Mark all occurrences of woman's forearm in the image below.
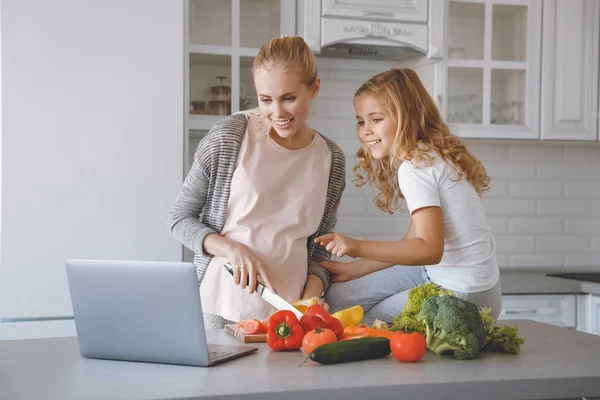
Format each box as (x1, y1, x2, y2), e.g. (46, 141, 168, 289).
(202, 232, 236, 258)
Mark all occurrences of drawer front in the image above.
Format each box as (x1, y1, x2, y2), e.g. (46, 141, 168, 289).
(322, 0, 429, 23)
(499, 294, 577, 328)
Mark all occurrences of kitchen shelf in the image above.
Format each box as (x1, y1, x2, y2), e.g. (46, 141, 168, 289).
(188, 114, 222, 131)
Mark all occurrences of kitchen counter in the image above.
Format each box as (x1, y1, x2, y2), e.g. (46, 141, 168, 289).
(499, 267, 600, 295)
(1, 320, 599, 400)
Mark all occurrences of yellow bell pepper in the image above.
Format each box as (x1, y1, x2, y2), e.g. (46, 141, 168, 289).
(332, 305, 364, 328)
(290, 298, 319, 314)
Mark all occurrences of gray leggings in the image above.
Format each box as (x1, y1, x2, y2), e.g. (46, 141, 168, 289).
(324, 266, 502, 326)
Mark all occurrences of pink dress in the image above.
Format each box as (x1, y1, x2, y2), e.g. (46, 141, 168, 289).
(200, 123, 331, 321)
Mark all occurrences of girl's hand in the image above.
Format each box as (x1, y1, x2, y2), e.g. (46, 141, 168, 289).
(227, 242, 275, 295)
(320, 260, 363, 283)
(314, 233, 361, 258)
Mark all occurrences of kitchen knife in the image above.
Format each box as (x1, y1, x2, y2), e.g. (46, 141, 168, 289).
(222, 262, 303, 319)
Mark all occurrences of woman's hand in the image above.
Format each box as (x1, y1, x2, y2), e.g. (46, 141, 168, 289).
(227, 241, 275, 295)
(314, 233, 361, 258)
(320, 259, 364, 283)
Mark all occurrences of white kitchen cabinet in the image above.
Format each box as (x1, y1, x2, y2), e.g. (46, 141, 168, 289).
(576, 294, 600, 335)
(540, 0, 599, 141)
(185, 0, 295, 136)
(592, 295, 600, 335)
(499, 294, 577, 328)
(440, 0, 542, 139)
(322, 0, 428, 23)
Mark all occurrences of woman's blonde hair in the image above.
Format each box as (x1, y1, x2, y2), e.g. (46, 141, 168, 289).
(353, 68, 490, 214)
(239, 36, 318, 129)
(252, 35, 318, 87)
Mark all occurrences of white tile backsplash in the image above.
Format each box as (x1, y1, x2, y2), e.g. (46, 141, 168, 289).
(509, 217, 563, 234)
(309, 66, 600, 269)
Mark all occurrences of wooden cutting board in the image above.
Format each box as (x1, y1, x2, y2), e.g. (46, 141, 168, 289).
(224, 324, 267, 343)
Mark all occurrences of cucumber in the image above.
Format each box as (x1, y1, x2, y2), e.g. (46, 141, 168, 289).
(309, 337, 391, 364)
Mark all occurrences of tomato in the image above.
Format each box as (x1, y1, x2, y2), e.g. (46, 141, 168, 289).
(237, 319, 266, 335)
(302, 327, 338, 355)
(390, 332, 427, 362)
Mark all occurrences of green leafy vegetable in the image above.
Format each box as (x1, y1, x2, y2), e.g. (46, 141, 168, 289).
(479, 307, 525, 354)
(391, 282, 454, 334)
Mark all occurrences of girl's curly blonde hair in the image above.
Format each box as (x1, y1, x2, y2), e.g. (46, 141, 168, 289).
(353, 68, 490, 214)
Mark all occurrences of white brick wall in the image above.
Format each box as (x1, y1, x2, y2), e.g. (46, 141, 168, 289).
(310, 66, 600, 269)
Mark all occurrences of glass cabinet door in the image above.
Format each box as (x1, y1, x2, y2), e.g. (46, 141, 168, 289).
(189, 54, 232, 119)
(444, 0, 541, 139)
(240, 0, 282, 48)
(447, 67, 483, 124)
(447, 1, 485, 61)
(240, 56, 258, 111)
(186, 0, 294, 132)
(189, 0, 232, 46)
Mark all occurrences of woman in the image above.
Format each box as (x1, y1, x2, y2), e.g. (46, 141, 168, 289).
(168, 36, 346, 328)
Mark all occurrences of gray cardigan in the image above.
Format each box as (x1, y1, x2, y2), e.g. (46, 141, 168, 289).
(167, 114, 346, 291)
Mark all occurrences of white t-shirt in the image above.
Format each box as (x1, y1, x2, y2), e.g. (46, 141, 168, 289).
(397, 151, 499, 293)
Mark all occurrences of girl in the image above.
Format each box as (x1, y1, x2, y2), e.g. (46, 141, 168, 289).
(316, 68, 501, 324)
(168, 36, 345, 328)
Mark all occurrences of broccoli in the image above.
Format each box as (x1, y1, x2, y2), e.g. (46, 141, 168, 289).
(391, 282, 454, 334)
(479, 307, 525, 354)
(392, 315, 425, 335)
(417, 295, 487, 360)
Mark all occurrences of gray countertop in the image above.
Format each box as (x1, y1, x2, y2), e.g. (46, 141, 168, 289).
(499, 267, 600, 295)
(1, 320, 599, 400)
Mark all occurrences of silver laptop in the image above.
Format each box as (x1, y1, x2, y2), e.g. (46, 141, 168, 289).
(65, 259, 258, 367)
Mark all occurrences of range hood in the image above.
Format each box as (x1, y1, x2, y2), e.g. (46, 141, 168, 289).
(307, 0, 445, 61)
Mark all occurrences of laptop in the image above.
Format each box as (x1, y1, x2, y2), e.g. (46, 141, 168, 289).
(65, 259, 258, 367)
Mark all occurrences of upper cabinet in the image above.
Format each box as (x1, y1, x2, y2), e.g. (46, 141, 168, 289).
(322, 0, 428, 23)
(185, 0, 295, 132)
(441, 0, 542, 139)
(540, 0, 599, 141)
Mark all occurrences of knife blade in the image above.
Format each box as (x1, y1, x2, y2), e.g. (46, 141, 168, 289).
(222, 262, 303, 319)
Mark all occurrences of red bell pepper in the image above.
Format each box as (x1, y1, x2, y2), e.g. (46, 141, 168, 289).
(299, 304, 344, 340)
(265, 310, 304, 351)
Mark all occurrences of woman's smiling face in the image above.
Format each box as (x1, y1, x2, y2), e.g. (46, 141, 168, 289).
(354, 94, 398, 159)
(253, 67, 317, 141)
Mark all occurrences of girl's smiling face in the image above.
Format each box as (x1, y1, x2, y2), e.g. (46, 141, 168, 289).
(354, 94, 398, 159)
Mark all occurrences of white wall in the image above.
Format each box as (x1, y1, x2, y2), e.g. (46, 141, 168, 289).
(0, 0, 184, 319)
(311, 65, 600, 269)
(0, 1, 3, 276)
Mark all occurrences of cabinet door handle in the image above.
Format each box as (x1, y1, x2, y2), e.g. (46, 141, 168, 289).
(361, 11, 394, 18)
(505, 309, 538, 314)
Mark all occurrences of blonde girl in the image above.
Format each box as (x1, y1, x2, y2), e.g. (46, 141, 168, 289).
(169, 36, 345, 328)
(316, 68, 501, 323)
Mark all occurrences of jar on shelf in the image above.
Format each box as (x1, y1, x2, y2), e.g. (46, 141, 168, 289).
(210, 76, 231, 102)
(209, 76, 231, 116)
(208, 100, 230, 116)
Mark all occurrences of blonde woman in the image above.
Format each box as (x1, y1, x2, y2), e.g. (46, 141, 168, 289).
(168, 37, 345, 328)
(316, 69, 501, 324)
